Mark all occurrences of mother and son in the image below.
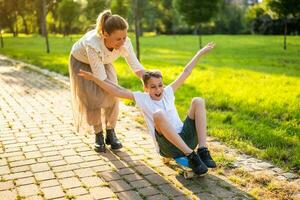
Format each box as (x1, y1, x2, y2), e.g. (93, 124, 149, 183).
(69, 9, 216, 175)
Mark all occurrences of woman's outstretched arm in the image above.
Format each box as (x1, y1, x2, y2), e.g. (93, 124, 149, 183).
(78, 70, 135, 101)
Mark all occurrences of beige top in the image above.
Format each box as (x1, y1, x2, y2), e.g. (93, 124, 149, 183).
(71, 29, 144, 80)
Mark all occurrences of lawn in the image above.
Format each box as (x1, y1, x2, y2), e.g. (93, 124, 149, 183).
(0, 34, 299, 173)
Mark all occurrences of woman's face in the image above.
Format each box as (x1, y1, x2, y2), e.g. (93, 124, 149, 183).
(103, 29, 127, 50)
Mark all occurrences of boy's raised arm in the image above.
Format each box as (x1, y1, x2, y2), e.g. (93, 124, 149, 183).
(78, 70, 135, 101)
(170, 42, 215, 92)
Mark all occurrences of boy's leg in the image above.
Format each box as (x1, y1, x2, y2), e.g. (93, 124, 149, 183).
(153, 110, 193, 156)
(188, 97, 216, 168)
(188, 97, 207, 147)
(154, 110, 208, 175)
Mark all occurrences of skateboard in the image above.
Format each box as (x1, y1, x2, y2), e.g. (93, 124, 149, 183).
(162, 156, 194, 179)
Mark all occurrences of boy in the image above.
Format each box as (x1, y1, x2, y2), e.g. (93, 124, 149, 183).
(78, 42, 216, 175)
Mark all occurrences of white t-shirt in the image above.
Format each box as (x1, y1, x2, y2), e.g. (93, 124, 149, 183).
(133, 85, 183, 152)
(71, 29, 144, 80)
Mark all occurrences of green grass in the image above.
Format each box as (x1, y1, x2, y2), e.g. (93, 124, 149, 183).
(0, 34, 299, 173)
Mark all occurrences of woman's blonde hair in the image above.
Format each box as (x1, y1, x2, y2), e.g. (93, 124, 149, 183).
(96, 9, 128, 36)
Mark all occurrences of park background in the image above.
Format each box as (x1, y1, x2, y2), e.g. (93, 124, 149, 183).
(0, 0, 299, 176)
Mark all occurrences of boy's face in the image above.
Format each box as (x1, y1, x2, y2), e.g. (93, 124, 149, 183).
(144, 77, 164, 101)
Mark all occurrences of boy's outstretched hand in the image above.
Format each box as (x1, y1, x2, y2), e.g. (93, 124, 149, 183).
(199, 42, 215, 55)
(78, 69, 95, 81)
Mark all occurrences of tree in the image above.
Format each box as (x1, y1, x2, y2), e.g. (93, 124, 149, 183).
(268, 0, 300, 49)
(175, 0, 220, 47)
(132, 0, 141, 60)
(57, 0, 81, 35)
(111, 0, 130, 17)
(41, 0, 50, 53)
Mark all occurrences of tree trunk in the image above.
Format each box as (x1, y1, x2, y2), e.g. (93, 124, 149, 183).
(133, 0, 140, 61)
(20, 14, 29, 34)
(41, 0, 50, 53)
(284, 18, 287, 50)
(197, 24, 202, 48)
(0, 30, 4, 48)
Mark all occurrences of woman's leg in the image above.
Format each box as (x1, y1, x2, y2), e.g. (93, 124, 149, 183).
(104, 100, 119, 130)
(188, 97, 207, 147)
(153, 110, 193, 155)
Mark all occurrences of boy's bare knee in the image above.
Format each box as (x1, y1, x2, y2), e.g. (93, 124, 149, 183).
(153, 110, 165, 122)
(192, 97, 205, 106)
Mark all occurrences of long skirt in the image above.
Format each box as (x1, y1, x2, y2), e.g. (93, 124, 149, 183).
(68, 55, 119, 133)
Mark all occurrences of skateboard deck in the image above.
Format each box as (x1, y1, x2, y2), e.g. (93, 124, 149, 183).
(162, 156, 194, 179)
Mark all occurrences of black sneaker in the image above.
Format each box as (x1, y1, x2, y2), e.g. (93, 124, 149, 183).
(197, 147, 216, 168)
(94, 132, 106, 152)
(105, 129, 123, 150)
(187, 151, 208, 175)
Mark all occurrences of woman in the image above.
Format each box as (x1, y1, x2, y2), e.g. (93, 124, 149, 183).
(69, 9, 145, 152)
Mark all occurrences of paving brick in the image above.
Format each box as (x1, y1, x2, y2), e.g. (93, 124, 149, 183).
(109, 180, 132, 192)
(144, 174, 169, 185)
(123, 173, 143, 182)
(0, 180, 14, 191)
(39, 179, 60, 188)
(48, 160, 67, 167)
(64, 155, 84, 164)
(34, 171, 56, 181)
(147, 194, 170, 200)
(81, 176, 104, 188)
(0, 189, 17, 199)
(66, 187, 88, 196)
(7, 155, 26, 162)
(137, 187, 161, 196)
(59, 177, 82, 189)
(41, 185, 65, 199)
(76, 194, 94, 200)
(117, 190, 143, 200)
(158, 184, 184, 197)
(17, 184, 40, 197)
(30, 163, 51, 172)
(24, 151, 43, 159)
(0, 165, 10, 175)
(55, 171, 75, 179)
(10, 159, 36, 167)
(89, 187, 115, 199)
(129, 179, 152, 189)
(5, 171, 33, 180)
(15, 177, 36, 186)
(74, 168, 95, 177)
(99, 171, 122, 181)
(117, 168, 135, 175)
(10, 165, 30, 173)
(134, 166, 156, 176)
(22, 145, 38, 152)
(24, 195, 44, 200)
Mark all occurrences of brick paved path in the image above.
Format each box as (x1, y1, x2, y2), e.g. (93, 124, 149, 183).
(0, 56, 297, 200)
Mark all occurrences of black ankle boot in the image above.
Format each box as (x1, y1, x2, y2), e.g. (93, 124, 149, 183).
(187, 151, 208, 175)
(94, 132, 106, 152)
(105, 129, 122, 150)
(197, 147, 217, 168)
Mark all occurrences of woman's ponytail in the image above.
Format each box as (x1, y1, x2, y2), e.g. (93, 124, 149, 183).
(96, 9, 112, 36)
(96, 9, 128, 36)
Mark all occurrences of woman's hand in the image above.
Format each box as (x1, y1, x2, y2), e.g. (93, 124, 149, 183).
(78, 69, 95, 81)
(199, 42, 215, 55)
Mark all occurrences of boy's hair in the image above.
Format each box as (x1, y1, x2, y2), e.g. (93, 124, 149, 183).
(142, 70, 163, 86)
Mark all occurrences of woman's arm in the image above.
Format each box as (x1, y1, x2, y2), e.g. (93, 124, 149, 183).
(123, 38, 145, 79)
(78, 70, 135, 101)
(170, 42, 215, 92)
